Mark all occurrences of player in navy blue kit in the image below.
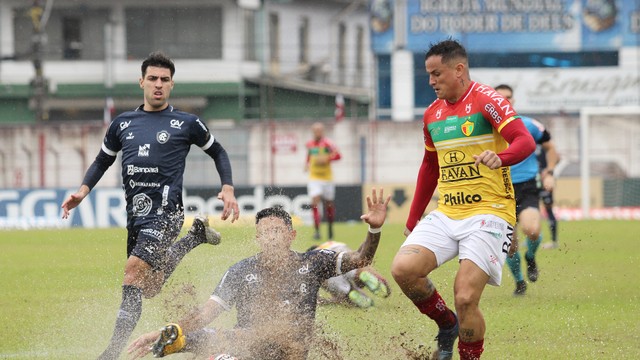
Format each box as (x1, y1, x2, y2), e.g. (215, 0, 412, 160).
(61, 52, 239, 360)
(495, 84, 559, 296)
(127, 189, 390, 360)
(538, 146, 560, 249)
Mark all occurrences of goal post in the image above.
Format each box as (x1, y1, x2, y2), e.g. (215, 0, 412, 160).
(579, 106, 640, 219)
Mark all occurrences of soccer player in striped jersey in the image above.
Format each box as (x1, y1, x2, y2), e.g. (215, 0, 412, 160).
(304, 122, 342, 241)
(391, 40, 535, 360)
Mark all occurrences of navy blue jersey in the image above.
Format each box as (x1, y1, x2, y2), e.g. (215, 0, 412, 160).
(102, 105, 214, 222)
(211, 249, 340, 330)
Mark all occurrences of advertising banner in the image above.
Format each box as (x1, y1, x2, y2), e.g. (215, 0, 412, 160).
(0, 186, 363, 229)
(371, 0, 639, 54)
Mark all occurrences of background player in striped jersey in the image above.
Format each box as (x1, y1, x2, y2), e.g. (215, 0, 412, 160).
(61, 52, 239, 359)
(494, 84, 559, 296)
(304, 122, 342, 241)
(391, 40, 535, 360)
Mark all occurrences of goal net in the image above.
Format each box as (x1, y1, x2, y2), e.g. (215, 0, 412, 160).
(577, 106, 640, 219)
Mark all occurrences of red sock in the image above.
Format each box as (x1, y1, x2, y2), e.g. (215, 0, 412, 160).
(459, 339, 484, 360)
(326, 204, 335, 222)
(413, 290, 457, 329)
(312, 206, 320, 228)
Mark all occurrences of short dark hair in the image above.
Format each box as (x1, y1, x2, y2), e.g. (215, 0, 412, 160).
(494, 84, 513, 93)
(256, 206, 293, 229)
(141, 51, 175, 78)
(425, 39, 468, 65)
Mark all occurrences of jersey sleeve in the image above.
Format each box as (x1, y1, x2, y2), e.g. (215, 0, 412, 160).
(308, 249, 340, 281)
(189, 116, 215, 150)
(527, 118, 547, 144)
(102, 118, 123, 156)
(210, 263, 243, 311)
(476, 88, 535, 166)
(326, 139, 342, 161)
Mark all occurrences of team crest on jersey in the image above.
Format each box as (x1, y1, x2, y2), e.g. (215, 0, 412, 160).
(132, 193, 152, 217)
(157, 130, 170, 144)
(461, 119, 474, 137)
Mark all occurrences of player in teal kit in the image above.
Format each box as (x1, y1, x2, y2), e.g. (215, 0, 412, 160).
(495, 84, 559, 295)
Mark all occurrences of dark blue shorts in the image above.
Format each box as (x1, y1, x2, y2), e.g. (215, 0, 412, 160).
(126, 211, 184, 270)
(514, 178, 540, 217)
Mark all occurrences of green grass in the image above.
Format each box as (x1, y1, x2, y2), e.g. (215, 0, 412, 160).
(1, 221, 639, 359)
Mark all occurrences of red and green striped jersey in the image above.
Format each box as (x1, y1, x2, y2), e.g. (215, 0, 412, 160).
(423, 82, 520, 224)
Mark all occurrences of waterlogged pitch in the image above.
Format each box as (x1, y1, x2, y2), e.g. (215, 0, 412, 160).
(1, 220, 639, 359)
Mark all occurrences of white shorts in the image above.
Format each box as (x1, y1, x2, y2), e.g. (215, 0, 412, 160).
(307, 180, 336, 200)
(402, 210, 513, 286)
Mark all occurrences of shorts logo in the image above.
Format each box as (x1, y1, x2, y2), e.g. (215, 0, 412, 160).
(132, 193, 152, 216)
(138, 144, 150, 157)
(461, 119, 474, 136)
(443, 191, 482, 205)
(157, 130, 170, 144)
(170, 119, 183, 129)
(140, 228, 164, 241)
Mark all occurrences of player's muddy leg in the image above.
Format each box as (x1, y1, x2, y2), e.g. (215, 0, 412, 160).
(97, 257, 147, 360)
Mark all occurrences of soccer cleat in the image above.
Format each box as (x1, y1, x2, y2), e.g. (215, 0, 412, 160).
(514, 280, 527, 296)
(542, 242, 558, 250)
(432, 313, 459, 360)
(359, 270, 391, 298)
(189, 215, 221, 245)
(348, 289, 373, 308)
(151, 324, 186, 358)
(525, 255, 539, 282)
(313, 230, 321, 240)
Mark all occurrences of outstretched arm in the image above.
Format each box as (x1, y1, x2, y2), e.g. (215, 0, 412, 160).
(339, 188, 390, 273)
(127, 298, 225, 359)
(205, 141, 240, 222)
(61, 149, 116, 219)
